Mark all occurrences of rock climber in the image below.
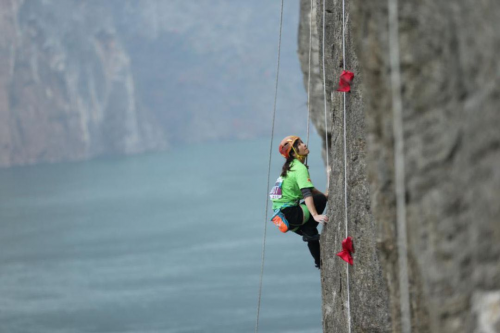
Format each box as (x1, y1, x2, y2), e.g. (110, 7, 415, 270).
(269, 135, 328, 269)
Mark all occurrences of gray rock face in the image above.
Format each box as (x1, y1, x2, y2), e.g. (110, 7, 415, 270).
(300, 1, 392, 332)
(297, 0, 328, 150)
(299, 0, 500, 332)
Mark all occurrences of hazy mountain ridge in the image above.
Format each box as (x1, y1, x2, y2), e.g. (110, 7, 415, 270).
(0, 0, 167, 167)
(0, 0, 306, 167)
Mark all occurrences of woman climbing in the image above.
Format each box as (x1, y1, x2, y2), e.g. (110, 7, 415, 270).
(269, 135, 328, 269)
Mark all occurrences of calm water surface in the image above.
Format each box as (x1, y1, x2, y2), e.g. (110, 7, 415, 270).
(0, 137, 327, 333)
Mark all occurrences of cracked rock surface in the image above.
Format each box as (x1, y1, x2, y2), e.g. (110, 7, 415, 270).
(299, 0, 500, 332)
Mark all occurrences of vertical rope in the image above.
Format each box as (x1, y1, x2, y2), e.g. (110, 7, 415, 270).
(341, 0, 352, 332)
(306, 0, 314, 147)
(388, 0, 412, 332)
(322, 0, 330, 169)
(255, 1, 284, 332)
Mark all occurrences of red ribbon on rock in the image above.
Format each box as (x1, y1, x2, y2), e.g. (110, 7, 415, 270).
(336, 70, 355, 92)
(337, 236, 355, 265)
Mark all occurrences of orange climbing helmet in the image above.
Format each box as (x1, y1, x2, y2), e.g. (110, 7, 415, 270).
(279, 135, 301, 159)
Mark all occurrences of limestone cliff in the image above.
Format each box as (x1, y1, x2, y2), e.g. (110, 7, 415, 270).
(0, 0, 307, 168)
(0, 0, 166, 167)
(299, 0, 500, 332)
(299, 1, 392, 331)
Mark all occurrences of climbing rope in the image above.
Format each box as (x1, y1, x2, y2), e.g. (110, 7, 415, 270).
(306, 0, 314, 147)
(255, 0, 284, 332)
(388, 0, 412, 331)
(322, 0, 330, 169)
(340, 0, 352, 331)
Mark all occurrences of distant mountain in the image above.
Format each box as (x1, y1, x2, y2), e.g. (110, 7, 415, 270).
(98, 0, 308, 143)
(0, 0, 306, 167)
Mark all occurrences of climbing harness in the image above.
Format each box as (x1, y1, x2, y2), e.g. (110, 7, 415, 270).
(270, 208, 290, 233)
(388, 0, 412, 331)
(269, 202, 303, 234)
(255, 0, 284, 331)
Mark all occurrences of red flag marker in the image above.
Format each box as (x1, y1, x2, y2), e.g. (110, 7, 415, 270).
(337, 236, 355, 265)
(337, 70, 354, 92)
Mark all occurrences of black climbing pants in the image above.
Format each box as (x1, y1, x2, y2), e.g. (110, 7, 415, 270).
(281, 194, 327, 268)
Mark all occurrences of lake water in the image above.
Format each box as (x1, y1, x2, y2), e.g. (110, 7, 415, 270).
(0, 136, 327, 333)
